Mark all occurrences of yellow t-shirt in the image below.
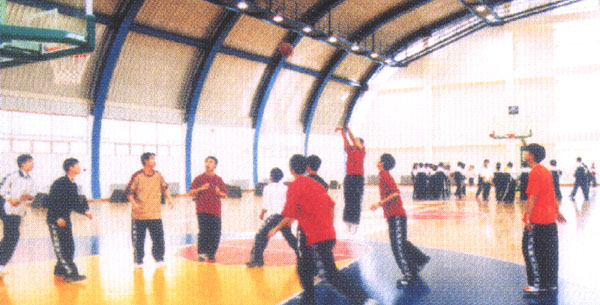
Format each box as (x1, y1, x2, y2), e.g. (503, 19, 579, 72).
(126, 169, 168, 220)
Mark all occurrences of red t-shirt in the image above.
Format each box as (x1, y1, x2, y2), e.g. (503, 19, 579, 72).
(281, 175, 336, 246)
(524, 164, 557, 224)
(346, 145, 365, 176)
(191, 173, 227, 217)
(379, 171, 406, 218)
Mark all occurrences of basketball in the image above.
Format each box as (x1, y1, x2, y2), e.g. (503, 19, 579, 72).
(278, 42, 293, 58)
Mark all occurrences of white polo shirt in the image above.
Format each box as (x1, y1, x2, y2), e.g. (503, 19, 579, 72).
(0, 170, 35, 216)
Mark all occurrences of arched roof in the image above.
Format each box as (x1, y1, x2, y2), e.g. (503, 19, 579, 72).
(0, 0, 581, 195)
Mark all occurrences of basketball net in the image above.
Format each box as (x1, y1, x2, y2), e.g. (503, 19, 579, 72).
(47, 46, 91, 84)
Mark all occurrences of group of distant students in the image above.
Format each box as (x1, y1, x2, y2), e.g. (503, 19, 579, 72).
(0, 135, 578, 301)
(411, 156, 596, 204)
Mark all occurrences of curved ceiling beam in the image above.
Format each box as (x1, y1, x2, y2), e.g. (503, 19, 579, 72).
(250, 0, 346, 186)
(342, 63, 383, 127)
(302, 1, 432, 154)
(340, 10, 472, 131)
(91, 0, 145, 199)
(184, 11, 240, 191)
(349, 0, 435, 42)
(386, 10, 471, 60)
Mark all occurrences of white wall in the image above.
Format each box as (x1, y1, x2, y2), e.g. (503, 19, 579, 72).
(351, 6, 600, 183)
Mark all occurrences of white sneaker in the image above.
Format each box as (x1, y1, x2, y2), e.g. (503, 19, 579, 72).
(134, 263, 143, 269)
(0, 265, 7, 276)
(350, 224, 358, 235)
(523, 285, 547, 295)
(156, 261, 166, 268)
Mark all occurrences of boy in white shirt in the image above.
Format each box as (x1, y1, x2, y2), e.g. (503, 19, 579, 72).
(0, 154, 35, 277)
(246, 168, 298, 267)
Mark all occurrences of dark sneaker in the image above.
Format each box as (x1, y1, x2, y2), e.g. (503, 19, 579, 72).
(65, 274, 86, 283)
(54, 270, 67, 277)
(416, 256, 431, 273)
(197, 254, 207, 262)
(207, 255, 216, 263)
(245, 260, 262, 267)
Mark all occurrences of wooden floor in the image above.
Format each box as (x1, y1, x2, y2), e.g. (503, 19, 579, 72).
(0, 185, 598, 305)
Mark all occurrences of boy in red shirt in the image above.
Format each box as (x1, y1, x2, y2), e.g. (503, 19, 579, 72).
(268, 154, 375, 305)
(189, 156, 227, 262)
(335, 125, 365, 234)
(370, 153, 429, 287)
(522, 144, 566, 296)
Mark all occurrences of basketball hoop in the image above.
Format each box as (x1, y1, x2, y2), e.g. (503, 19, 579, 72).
(46, 45, 91, 84)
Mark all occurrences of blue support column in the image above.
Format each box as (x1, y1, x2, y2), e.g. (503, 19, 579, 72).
(251, 37, 299, 186)
(184, 12, 240, 191)
(91, 0, 145, 199)
(302, 51, 346, 156)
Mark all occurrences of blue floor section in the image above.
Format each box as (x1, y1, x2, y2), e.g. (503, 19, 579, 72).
(281, 241, 600, 305)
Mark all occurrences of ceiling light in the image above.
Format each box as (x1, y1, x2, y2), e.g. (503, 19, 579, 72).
(394, 53, 405, 61)
(351, 44, 359, 51)
(385, 58, 392, 64)
(475, 5, 486, 12)
(370, 52, 378, 58)
(328, 36, 337, 43)
(485, 14, 495, 20)
(273, 15, 283, 23)
(237, 1, 248, 10)
(302, 26, 312, 33)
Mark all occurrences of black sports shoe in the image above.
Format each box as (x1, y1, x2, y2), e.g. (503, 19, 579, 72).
(416, 256, 431, 273)
(246, 261, 264, 268)
(54, 270, 67, 277)
(65, 274, 86, 283)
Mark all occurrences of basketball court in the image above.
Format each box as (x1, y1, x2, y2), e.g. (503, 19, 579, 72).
(0, 186, 599, 304)
(1, 0, 600, 304)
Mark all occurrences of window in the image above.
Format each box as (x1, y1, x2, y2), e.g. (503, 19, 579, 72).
(157, 145, 169, 156)
(53, 142, 70, 154)
(130, 121, 156, 144)
(13, 112, 52, 138)
(33, 141, 51, 153)
(0, 111, 11, 136)
(0, 140, 9, 153)
(116, 144, 130, 156)
(101, 143, 114, 156)
(71, 142, 87, 154)
(13, 140, 30, 152)
(131, 144, 144, 156)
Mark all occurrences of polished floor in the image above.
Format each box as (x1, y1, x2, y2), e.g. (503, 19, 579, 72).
(0, 185, 598, 305)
